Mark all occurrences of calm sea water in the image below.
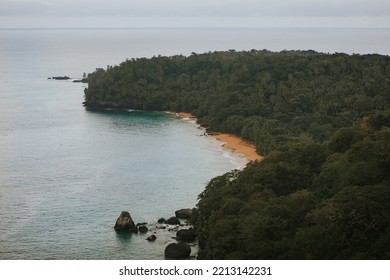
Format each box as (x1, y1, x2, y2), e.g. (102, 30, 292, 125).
(0, 28, 389, 260)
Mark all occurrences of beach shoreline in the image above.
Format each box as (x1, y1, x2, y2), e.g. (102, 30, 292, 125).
(213, 133, 264, 162)
(176, 112, 263, 163)
(176, 112, 197, 119)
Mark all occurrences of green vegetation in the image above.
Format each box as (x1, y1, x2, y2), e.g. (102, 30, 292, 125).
(84, 50, 390, 259)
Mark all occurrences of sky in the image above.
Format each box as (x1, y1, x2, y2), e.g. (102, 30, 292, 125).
(0, 0, 389, 28)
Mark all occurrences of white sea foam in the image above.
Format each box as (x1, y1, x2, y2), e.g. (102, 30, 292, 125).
(219, 145, 248, 170)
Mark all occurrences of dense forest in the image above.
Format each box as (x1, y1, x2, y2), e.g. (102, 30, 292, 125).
(84, 50, 390, 259)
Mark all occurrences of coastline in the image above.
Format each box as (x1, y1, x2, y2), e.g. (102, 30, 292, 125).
(176, 112, 197, 119)
(176, 112, 263, 163)
(213, 133, 263, 162)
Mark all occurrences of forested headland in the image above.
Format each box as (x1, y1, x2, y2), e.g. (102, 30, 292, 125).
(84, 50, 390, 259)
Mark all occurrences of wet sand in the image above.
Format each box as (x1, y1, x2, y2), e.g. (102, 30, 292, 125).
(213, 133, 263, 162)
(176, 112, 197, 119)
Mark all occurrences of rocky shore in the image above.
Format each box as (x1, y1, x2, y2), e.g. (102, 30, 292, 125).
(114, 208, 197, 259)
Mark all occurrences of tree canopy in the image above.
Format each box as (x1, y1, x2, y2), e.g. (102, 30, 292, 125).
(84, 49, 390, 259)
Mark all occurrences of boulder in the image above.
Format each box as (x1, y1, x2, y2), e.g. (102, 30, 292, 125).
(157, 218, 166, 224)
(175, 209, 193, 219)
(166, 216, 180, 225)
(164, 242, 191, 259)
(114, 211, 138, 233)
(138, 225, 148, 234)
(176, 227, 197, 242)
(146, 234, 157, 242)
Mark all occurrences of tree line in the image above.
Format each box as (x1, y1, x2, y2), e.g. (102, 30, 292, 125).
(84, 49, 390, 259)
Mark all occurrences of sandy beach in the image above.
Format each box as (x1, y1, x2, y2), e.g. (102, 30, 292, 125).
(176, 112, 263, 162)
(176, 112, 197, 119)
(213, 133, 263, 162)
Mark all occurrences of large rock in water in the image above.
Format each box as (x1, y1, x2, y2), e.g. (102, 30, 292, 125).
(146, 234, 157, 242)
(166, 216, 181, 225)
(164, 242, 191, 259)
(138, 225, 148, 234)
(114, 211, 138, 233)
(176, 227, 197, 242)
(175, 208, 193, 219)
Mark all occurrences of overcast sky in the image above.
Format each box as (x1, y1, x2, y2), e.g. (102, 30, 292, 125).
(1, 0, 389, 28)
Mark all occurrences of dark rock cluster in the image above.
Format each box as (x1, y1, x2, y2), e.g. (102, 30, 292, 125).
(114, 208, 197, 259)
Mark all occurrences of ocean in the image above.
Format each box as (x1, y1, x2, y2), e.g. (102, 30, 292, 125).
(0, 28, 389, 260)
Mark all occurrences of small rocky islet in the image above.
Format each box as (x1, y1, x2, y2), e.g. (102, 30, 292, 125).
(48, 75, 88, 83)
(114, 209, 196, 259)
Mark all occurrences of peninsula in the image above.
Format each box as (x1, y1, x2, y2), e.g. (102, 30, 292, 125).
(84, 50, 390, 259)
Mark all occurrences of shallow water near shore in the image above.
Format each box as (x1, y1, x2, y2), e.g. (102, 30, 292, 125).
(0, 84, 243, 259)
(0, 28, 389, 259)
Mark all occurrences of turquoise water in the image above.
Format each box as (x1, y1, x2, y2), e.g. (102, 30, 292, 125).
(0, 29, 245, 260)
(0, 79, 243, 259)
(0, 28, 389, 260)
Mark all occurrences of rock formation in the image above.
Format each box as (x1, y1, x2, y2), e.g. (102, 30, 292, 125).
(176, 227, 196, 242)
(146, 234, 157, 242)
(166, 216, 181, 225)
(138, 225, 148, 233)
(175, 208, 193, 219)
(164, 242, 191, 259)
(114, 211, 138, 233)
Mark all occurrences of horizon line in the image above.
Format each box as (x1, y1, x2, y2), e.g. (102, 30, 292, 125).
(1, 26, 390, 31)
